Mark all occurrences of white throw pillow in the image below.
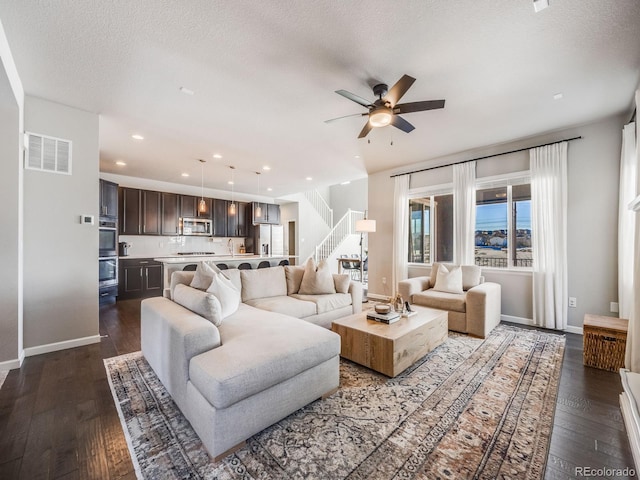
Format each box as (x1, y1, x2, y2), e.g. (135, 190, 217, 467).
(173, 284, 223, 326)
(433, 264, 464, 294)
(190, 262, 221, 290)
(206, 272, 241, 318)
(333, 274, 350, 294)
(299, 258, 336, 295)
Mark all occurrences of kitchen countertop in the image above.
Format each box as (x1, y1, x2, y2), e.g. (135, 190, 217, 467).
(152, 254, 290, 264)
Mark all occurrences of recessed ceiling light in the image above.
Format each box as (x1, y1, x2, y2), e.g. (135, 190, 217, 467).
(533, 0, 549, 12)
(228, 181, 234, 185)
(354, 155, 360, 159)
(131, 134, 144, 140)
(179, 87, 195, 96)
(267, 187, 273, 192)
(306, 177, 312, 181)
(181, 173, 189, 177)
(213, 153, 223, 159)
(115, 160, 127, 166)
(553, 93, 563, 100)
(263, 165, 271, 171)
(341, 181, 351, 185)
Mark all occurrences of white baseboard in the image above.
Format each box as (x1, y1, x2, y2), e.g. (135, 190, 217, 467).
(564, 325, 584, 335)
(0, 350, 24, 371)
(24, 334, 101, 357)
(501, 314, 534, 326)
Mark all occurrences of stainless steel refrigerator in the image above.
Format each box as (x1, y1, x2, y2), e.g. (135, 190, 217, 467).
(252, 224, 284, 256)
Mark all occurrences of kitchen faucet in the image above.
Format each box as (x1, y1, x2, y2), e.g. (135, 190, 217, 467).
(227, 238, 233, 256)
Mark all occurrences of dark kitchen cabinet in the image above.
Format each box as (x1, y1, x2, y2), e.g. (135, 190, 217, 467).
(251, 202, 281, 225)
(99, 179, 118, 219)
(161, 192, 180, 235)
(142, 190, 161, 235)
(180, 195, 197, 218)
(226, 201, 248, 237)
(212, 198, 228, 237)
(118, 258, 163, 300)
(119, 187, 141, 234)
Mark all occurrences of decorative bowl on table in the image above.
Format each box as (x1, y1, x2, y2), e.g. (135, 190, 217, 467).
(374, 304, 391, 314)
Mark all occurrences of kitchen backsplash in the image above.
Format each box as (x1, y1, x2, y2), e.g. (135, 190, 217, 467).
(118, 235, 247, 257)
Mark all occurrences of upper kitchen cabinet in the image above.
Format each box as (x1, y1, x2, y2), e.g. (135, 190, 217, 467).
(142, 190, 161, 235)
(119, 187, 141, 234)
(99, 179, 118, 220)
(251, 202, 281, 225)
(212, 198, 227, 237)
(180, 195, 197, 219)
(226, 201, 249, 237)
(161, 192, 180, 235)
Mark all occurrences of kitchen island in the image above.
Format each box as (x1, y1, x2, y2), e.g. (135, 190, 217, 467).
(154, 254, 293, 297)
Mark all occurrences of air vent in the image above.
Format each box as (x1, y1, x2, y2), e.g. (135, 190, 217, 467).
(25, 132, 72, 175)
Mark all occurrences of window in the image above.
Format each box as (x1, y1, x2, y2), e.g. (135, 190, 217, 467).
(475, 183, 531, 268)
(409, 194, 453, 264)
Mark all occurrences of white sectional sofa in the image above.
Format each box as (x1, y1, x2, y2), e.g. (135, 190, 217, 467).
(141, 264, 361, 459)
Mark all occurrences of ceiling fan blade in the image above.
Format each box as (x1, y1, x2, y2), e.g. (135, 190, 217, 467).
(394, 99, 445, 114)
(391, 115, 415, 134)
(335, 90, 373, 108)
(384, 74, 416, 107)
(358, 121, 373, 139)
(324, 113, 367, 124)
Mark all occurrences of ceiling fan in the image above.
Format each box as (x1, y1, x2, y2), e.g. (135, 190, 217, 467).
(326, 74, 445, 138)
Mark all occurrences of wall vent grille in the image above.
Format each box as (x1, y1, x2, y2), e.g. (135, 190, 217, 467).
(25, 132, 72, 175)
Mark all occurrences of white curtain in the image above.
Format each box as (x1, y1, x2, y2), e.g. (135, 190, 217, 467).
(530, 142, 568, 330)
(453, 161, 476, 265)
(619, 122, 637, 320)
(626, 89, 640, 372)
(392, 175, 410, 296)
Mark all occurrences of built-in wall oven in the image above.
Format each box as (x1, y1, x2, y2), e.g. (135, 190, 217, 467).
(99, 256, 118, 288)
(99, 220, 118, 257)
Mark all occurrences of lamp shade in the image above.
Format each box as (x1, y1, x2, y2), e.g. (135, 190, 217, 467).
(355, 219, 376, 233)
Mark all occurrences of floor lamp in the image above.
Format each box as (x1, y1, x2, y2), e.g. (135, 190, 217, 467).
(355, 217, 376, 302)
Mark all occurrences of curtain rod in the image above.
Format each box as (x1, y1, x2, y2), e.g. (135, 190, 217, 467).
(389, 136, 582, 178)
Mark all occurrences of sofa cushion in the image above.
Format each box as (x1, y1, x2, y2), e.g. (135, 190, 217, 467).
(299, 258, 336, 295)
(173, 284, 223, 326)
(285, 265, 305, 295)
(240, 266, 287, 302)
(291, 293, 352, 314)
(206, 272, 241, 318)
(413, 289, 467, 313)
(333, 274, 350, 294)
(189, 305, 340, 409)
(461, 265, 482, 291)
(433, 264, 463, 294)
(244, 295, 317, 318)
(222, 268, 242, 292)
(190, 262, 221, 290)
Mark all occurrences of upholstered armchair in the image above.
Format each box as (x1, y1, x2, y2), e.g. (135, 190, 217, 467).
(398, 263, 501, 338)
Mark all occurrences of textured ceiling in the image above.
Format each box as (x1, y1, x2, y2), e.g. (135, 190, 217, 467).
(1, 0, 639, 197)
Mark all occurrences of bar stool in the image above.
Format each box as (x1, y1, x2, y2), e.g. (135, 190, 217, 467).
(258, 261, 271, 269)
(183, 264, 197, 271)
(238, 263, 252, 270)
(216, 263, 229, 270)
(278, 259, 290, 266)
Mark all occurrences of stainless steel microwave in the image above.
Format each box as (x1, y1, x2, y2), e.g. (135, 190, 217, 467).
(180, 217, 212, 236)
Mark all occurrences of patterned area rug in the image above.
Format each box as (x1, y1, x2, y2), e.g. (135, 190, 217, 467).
(104, 324, 565, 479)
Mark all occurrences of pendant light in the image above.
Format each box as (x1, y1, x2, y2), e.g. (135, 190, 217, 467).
(198, 159, 207, 214)
(255, 172, 262, 218)
(228, 166, 236, 215)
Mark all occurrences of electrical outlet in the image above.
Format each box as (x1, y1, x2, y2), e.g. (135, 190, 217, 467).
(610, 302, 619, 313)
(568, 297, 577, 308)
(382, 277, 387, 284)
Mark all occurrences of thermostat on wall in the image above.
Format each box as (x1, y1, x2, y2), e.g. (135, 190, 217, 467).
(80, 214, 94, 225)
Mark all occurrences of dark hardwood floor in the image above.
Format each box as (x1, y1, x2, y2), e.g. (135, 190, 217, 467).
(0, 302, 635, 479)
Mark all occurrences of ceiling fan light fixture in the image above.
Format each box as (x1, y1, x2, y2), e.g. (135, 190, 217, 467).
(369, 107, 393, 127)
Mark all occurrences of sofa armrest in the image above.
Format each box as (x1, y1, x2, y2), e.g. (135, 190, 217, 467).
(349, 281, 363, 313)
(398, 276, 430, 303)
(141, 297, 221, 405)
(466, 282, 501, 338)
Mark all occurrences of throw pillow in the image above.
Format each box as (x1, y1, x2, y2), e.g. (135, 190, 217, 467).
(173, 284, 223, 326)
(461, 265, 482, 290)
(433, 264, 464, 294)
(206, 272, 241, 318)
(190, 262, 221, 290)
(299, 258, 336, 295)
(285, 265, 305, 295)
(333, 274, 350, 294)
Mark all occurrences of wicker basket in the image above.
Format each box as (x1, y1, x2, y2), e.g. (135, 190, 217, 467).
(583, 314, 628, 372)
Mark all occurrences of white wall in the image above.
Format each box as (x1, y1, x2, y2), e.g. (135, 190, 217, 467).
(329, 177, 368, 221)
(0, 18, 24, 369)
(369, 114, 625, 329)
(280, 192, 331, 263)
(23, 96, 100, 351)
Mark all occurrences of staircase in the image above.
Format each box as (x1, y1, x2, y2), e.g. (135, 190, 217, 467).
(314, 209, 364, 263)
(304, 190, 333, 228)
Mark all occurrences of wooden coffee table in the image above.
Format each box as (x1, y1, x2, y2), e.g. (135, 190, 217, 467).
(331, 305, 448, 377)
